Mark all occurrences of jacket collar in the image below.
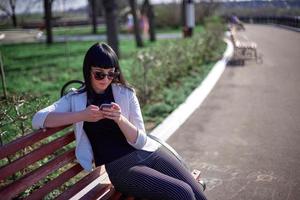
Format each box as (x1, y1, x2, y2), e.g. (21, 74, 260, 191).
(112, 83, 124, 106)
(75, 84, 125, 111)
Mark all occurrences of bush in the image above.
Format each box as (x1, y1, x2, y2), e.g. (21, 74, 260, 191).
(0, 94, 50, 145)
(130, 16, 225, 127)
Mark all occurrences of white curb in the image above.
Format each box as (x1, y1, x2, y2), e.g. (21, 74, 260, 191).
(149, 38, 234, 141)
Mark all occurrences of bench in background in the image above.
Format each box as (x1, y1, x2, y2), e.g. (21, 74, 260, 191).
(229, 27, 262, 64)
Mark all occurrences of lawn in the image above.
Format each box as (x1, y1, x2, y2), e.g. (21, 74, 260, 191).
(0, 25, 205, 101)
(52, 24, 205, 36)
(1, 39, 141, 101)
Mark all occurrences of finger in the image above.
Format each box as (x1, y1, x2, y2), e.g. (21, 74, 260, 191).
(90, 105, 100, 111)
(105, 109, 121, 115)
(103, 115, 113, 120)
(103, 112, 115, 118)
(101, 110, 110, 115)
(103, 111, 118, 118)
(103, 115, 114, 119)
(111, 102, 120, 110)
(102, 107, 112, 111)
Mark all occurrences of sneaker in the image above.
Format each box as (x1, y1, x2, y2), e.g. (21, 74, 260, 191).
(198, 179, 206, 191)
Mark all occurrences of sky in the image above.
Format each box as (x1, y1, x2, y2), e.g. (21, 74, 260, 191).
(7, 0, 180, 14)
(3, 0, 275, 15)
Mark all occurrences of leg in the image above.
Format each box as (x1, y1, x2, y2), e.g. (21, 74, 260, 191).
(149, 147, 207, 200)
(113, 165, 197, 200)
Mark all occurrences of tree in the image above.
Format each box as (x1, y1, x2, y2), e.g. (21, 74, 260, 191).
(88, 0, 98, 34)
(0, 0, 18, 27)
(142, 0, 156, 42)
(129, 0, 143, 47)
(102, 0, 120, 57)
(44, 0, 53, 44)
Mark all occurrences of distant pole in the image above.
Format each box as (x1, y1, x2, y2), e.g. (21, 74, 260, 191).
(0, 52, 8, 99)
(182, 0, 195, 38)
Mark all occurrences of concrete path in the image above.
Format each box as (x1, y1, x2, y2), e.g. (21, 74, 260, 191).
(0, 29, 181, 44)
(167, 24, 300, 200)
(0, 29, 43, 44)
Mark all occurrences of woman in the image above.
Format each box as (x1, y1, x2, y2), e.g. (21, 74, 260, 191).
(32, 43, 207, 200)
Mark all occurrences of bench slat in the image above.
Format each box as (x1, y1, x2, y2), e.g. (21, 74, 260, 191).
(0, 126, 70, 159)
(79, 183, 113, 200)
(0, 131, 75, 180)
(0, 149, 75, 199)
(56, 167, 106, 200)
(24, 163, 83, 200)
(110, 191, 138, 200)
(109, 190, 122, 200)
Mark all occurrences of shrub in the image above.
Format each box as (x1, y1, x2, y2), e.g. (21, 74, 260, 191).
(130, 16, 225, 127)
(131, 16, 224, 104)
(0, 94, 50, 145)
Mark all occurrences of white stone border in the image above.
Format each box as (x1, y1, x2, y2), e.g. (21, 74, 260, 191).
(149, 38, 234, 141)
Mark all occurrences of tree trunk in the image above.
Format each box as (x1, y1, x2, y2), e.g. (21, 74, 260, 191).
(182, 0, 187, 37)
(129, 0, 143, 47)
(102, 0, 120, 57)
(11, 12, 17, 27)
(0, 52, 8, 99)
(44, 0, 53, 44)
(89, 0, 97, 34)
(9, 0, 17, 27)
(142, 0, 156, 42)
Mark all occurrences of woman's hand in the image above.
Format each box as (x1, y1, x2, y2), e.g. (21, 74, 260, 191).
(101, 102, 122, 123)
(102, 102, 138, 144)
(82, 105, 105, 122)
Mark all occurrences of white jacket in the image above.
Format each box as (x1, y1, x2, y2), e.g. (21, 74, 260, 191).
(32, 84, 160, 172)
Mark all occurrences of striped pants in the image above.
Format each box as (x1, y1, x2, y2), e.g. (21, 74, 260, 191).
(105, 147, 207, 200)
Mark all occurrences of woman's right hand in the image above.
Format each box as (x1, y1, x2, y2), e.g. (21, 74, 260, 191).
(82, 105, 104, 122)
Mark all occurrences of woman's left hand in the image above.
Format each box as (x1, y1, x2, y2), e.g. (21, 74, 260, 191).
(101, 102, 123, 123)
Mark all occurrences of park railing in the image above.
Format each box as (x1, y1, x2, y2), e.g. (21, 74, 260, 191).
(239, 16, 300, 29)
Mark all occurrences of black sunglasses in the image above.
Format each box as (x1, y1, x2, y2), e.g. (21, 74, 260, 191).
(92, 71, 119, 80)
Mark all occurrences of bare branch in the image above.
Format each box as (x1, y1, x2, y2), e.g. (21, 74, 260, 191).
(0, 1, 12, 16)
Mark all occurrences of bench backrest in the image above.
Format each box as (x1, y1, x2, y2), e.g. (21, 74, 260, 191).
(229, 29, 238, 47)
(0, 126, 110, 199)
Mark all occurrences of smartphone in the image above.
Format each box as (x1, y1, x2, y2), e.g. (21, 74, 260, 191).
(99, 103, 113, 110)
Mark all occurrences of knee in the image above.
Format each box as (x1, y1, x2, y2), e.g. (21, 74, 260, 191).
(171, 183, 196, 200)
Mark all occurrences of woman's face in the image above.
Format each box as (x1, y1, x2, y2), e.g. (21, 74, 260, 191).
(90, 67, 115, 93)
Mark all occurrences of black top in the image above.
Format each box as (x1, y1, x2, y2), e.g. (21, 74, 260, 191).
(83, 85, 136, 166)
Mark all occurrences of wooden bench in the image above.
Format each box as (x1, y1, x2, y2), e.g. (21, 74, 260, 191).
(229, 28, 262, 64)
(0, 125, 203, 199)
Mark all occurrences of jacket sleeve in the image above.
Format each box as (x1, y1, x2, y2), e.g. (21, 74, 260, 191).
(128, 91, 147, 149)
(32, 94, 72, 129)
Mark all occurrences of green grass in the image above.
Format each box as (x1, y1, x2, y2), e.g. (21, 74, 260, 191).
(1, 41, 93, 100)
(53, 25, 107, 36)
(0, 38, 182, 101)
(51, 24, 205, 36)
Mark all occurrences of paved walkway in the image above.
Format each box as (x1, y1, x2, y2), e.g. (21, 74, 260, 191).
(167, 24, 300, 200)
(0, 29, 43, 44)
(0, 29, 181, 44)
